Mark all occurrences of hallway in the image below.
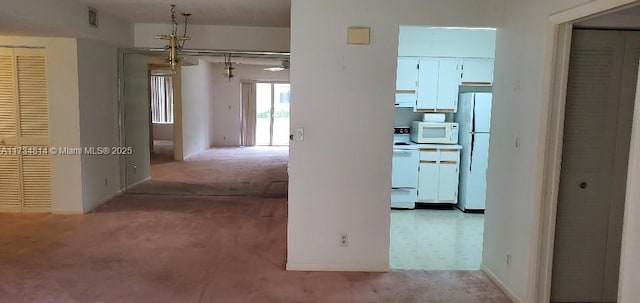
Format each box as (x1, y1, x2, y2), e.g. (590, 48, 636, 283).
(0, 147, 510, 302)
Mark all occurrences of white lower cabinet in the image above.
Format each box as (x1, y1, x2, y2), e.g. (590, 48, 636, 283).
(418, 162, 439, 201)
(417, 148, 460, 204)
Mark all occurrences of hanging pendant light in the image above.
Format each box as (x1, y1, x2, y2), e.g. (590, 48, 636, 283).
(224, 54, 235, 81)
(154, 4, 192, 71)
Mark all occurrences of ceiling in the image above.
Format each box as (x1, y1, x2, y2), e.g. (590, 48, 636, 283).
(76, 0, 291, 27)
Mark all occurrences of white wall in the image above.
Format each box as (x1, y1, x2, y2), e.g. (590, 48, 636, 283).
(181, 60, 211, 158)
(287, 0, 504, 271)
(399, 27, 497, 58)
(0, 0, 133, 46)
(153, 123, 174, 140)
(77, 38, 121, 213)
(135, 24, 290, 52)
(122, 54, 151, 187)
(481, 0, 640, 302)
(0, 36, 83, 213)
(210, 64, 290, 147)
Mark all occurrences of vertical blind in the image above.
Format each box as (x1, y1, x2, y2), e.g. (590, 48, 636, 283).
(150, 75, 174, 123)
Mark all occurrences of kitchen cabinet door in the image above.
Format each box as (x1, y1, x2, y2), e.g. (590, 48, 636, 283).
(462, 58, 494, 85)
(438, 161, 459, 202)
(417, 58, 439, 110)
(396, 58, 419, 107)
(436, 58, 462, 112)
(418, 162, 439, 201)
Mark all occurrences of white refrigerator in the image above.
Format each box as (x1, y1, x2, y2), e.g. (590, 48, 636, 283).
(455, 93, 492, 211)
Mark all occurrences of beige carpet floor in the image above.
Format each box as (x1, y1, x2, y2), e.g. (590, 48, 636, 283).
(0, 146, 511, 302)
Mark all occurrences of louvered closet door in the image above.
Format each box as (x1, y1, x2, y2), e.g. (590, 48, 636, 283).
(552, 30, 626, 302)
(15, 49, 50, 212)
(0, 48, 50, 212)
(0, 49, 20, 210)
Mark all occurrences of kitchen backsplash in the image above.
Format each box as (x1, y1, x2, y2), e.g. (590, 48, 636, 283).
(394, 107, 423, 127)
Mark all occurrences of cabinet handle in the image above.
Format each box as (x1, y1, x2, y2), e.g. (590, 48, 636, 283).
(440, 161, 458, 165)
(461, 82, 492, 86)
(420, 148, 438, 152)
(441, 149, 458, 152)
(420, 160, 437, 164)
(396, 90, 416, 94)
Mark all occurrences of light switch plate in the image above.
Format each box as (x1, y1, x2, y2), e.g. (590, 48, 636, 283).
(347, 27, 370, 45)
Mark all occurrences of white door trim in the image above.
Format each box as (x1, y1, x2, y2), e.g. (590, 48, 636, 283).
(538, 1, 640, 302)
(618, 60, 640, 302)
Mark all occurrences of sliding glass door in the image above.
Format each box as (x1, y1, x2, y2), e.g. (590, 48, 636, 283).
(256, 83, 290, 146)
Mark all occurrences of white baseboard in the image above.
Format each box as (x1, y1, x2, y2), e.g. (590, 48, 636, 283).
(83, 189, 125, 213)
(126, 176, 151, 190)
(286, 263, 389, 272)
(481, 265, 523, 303)
(51, 209, 85, 215)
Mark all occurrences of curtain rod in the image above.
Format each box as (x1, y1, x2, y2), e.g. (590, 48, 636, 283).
(119, 48, 290, 59)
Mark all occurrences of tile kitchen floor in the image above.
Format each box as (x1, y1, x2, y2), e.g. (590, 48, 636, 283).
(390, 209, 484, 270)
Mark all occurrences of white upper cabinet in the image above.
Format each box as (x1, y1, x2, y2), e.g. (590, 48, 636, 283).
(395, 57, 419, 108)
(416, 58, 438, 110)
(436, 58, 462, 112)
(461, 58, 494, 85)
(416, 58, 461, 112)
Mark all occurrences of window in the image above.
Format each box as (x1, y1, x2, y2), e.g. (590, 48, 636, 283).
(150, 74, 174, 124)
(255, 83, 290, 146)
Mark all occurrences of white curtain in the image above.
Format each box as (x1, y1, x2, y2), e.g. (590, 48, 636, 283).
(150, 75, 174, 123)
(241, 82, 257, 146)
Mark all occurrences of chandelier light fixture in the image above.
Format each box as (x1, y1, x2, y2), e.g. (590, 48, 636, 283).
(155, 4, 192, 71)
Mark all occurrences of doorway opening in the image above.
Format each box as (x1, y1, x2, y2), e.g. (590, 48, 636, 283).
(119, 53, 290, 198)
(540, 1, 640, 301)
(390, 26, 497, 270)
(255, 82, 291, 146)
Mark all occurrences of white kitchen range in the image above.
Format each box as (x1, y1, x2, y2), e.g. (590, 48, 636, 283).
(389, 25, 495, 271)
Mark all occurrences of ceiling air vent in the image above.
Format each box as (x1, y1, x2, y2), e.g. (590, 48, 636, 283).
(88, 8, 99, 28)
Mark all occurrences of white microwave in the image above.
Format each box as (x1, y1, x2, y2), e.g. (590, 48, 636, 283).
(410, 121, 459, 144)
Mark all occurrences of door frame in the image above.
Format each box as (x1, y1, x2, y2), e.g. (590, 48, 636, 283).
(537, 1, 640, 302)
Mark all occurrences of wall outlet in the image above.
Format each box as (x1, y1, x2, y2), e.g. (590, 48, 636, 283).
(340, 233, 349, 247)
(506, 252, 512, 266)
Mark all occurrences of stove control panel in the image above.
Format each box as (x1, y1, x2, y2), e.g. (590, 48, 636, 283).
(394, 127, 411, 135)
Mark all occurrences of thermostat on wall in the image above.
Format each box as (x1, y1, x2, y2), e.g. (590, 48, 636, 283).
(347, 27, 370, 45)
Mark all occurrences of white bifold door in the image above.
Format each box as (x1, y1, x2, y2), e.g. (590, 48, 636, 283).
(0, 48, 51, 212)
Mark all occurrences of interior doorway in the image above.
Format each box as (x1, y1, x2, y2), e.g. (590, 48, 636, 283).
(540, 2, 640, 301)
(551, 28, 640, 303)
(389, 26, 497, 270)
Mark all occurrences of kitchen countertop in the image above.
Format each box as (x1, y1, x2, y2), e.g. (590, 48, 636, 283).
(393, 143, 462, 150)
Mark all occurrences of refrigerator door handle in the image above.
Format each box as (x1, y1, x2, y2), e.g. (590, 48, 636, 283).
(471, 94, 476, 133)
(470, 134, 475, 172)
